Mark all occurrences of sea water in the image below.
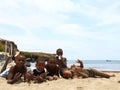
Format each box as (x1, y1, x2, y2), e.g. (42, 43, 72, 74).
(30, 60, 120, 71)
(67, 60, 120, 71)
(1, 59, 120, 71)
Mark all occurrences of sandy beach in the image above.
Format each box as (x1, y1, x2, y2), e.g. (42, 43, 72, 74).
(0, 63, 120, 90)
(0, 72, 120, 90)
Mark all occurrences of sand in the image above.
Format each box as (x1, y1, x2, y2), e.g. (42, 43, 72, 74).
(0, 64, 120, 90)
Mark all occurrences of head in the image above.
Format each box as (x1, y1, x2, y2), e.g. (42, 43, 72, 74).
(14, 54, 26, 67)
(61, 69, 72, 79)
(56, 48, 63, 56)
(70, 64, 76, 70)
(47, 56, 57, 68)
(36, 58, 45, 71)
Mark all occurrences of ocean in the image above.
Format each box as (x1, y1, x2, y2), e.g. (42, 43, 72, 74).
(67, 60, 120, 71)
(1, 59, 120, 71)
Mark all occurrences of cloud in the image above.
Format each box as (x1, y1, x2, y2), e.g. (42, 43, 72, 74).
(79, 0, 120, 26)
(0, 0, 120, 59)
(30, 0, 80, 13)
(0, 0, 78, 38)
(56, 23, 115, 41)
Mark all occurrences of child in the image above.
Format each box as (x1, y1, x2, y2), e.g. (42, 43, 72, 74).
(71, 59, 115, 78)
(56, 48, 67, 68)
(59, 68, 73, 79)
(26, 58, 48, 83)
(7, 54, 27, 84)
(0, 52, 20, 74)
(45, 56, 59, 80)
(55, 48, 73, 79)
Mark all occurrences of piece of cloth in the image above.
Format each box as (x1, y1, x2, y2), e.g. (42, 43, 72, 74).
(0, 68, 9, 78)
(87, 68, 97, 77)
(33, 69, 46, 76)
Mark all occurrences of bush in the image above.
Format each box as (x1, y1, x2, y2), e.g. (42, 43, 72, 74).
(0, 43, 5, 52)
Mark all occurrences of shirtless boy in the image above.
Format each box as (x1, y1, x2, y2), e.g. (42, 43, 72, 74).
(56, 48, 73, 79)
(7, 54, 27, 84)
(45, 56, 59, 80)
(71, 59, 115, 78)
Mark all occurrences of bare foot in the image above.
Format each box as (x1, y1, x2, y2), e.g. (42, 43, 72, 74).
(118, 80, 120, 83)
(111, 74, 115, 77)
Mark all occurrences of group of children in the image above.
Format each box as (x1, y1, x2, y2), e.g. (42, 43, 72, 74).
(0, 48, 115, 84)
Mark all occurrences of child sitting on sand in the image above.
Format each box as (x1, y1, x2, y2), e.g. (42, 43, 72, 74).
(70, 59, 115, 78)
(45, 56, 59, 81)
(56, 48, 67, 68)
(26, 58, 48, 83)
(55, 48, 73, 79)
(7, 54, 27, 84)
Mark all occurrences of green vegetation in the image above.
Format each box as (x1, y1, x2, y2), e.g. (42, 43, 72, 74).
(0, 38, 55, 61)
(0, 42, 5, 52)
(21, 51, 56, 62)
(21, 51, 56, 59)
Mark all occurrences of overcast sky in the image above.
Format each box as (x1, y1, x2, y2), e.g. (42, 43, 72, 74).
(0, 0, 120, 60)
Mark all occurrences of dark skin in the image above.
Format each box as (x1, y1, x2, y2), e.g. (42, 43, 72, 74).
(33, 60, 46, 82)
(61, 68, 73, 79)
(71, 59, 115, 78)
(56, 48, 73, 79)
(7, 55, 27, 84)
(56, 48, 67, 67)
(0, 52, 20, 73)
(26, 60, 47, 83)
(45, 57, 59, 80)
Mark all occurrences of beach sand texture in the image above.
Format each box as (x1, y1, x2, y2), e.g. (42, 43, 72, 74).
(0, 64, 120, 90)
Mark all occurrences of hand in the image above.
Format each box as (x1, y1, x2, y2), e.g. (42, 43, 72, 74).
(13, 72, 22, 81)
(76, 59, 83, 63)
(40, 72, 49, 79)
(47, 76, 54, 81)
(14, 51, 20, 57)
(6, 53, 11, 58)
(25, 73, 33, 83)
(53, 75, 59, 80)
(33, 76, 43, 81)
(7, 72, 21, 84)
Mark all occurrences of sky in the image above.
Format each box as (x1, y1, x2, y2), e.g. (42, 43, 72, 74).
(0, 0, 120, 60)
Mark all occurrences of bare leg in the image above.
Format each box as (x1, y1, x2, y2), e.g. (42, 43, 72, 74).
(92, 69, 111, 78)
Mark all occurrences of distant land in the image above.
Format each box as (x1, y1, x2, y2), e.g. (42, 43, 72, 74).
(0, 38, 55, 60)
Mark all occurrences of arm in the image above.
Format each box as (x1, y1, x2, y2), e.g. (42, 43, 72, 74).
(0, 54, 11, 73)
(78, 72, 89, 78)
(7, 67, 21, 84)
(0, 52, 20, 73)
(76, 59, 84, 68)
(23, 69, 27, 82)
(63, 58, 67, 66)
(54, 66, 60, 77)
